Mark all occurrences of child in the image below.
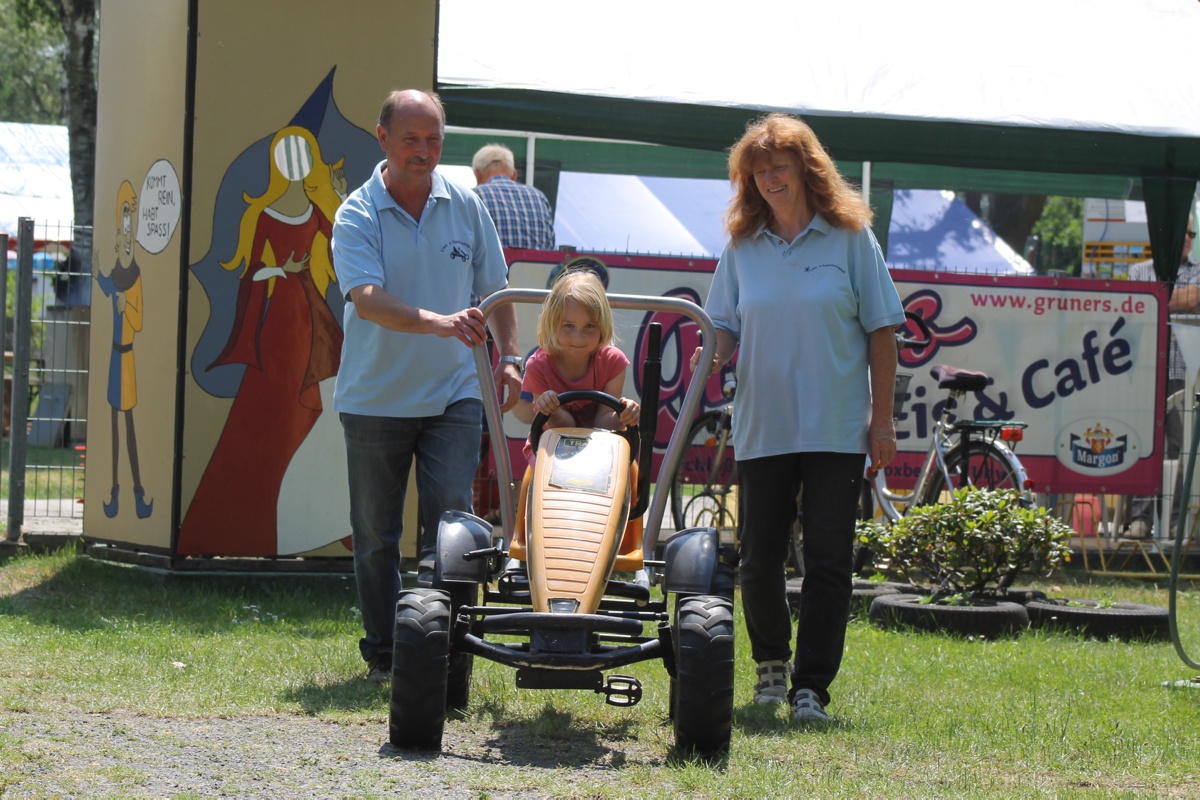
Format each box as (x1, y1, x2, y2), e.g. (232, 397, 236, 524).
(513, 270, 640, 465)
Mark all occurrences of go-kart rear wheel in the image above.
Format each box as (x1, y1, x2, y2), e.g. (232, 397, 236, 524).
(672, 595, 734, 757)
(390, 588, 451, 750)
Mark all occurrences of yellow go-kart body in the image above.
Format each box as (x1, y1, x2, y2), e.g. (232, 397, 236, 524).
(509, 426, 644, 614)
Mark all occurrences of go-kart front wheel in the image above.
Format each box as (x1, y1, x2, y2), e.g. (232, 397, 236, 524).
(672, 595, 735, 757)
(390, 588, 452, 750)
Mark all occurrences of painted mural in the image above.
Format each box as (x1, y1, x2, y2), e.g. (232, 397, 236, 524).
(179, 69, 377, 556)
(92, 160, 182, 523)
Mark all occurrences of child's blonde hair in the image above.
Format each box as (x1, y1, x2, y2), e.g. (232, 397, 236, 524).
(537, 270, 616, 356)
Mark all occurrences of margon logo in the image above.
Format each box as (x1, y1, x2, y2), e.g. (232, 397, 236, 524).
(1055, 417, 1140, 476)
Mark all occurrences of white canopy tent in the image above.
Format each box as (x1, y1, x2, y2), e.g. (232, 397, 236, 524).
(437, 0, 1200, 280)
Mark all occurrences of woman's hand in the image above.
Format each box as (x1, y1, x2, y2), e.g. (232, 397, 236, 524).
(867, 416, 897, 472)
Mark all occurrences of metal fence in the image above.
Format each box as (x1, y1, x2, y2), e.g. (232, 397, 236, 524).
(2, 217, 90, 540)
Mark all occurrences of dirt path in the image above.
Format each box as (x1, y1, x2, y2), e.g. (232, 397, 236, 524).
(1, 709, 664, 798)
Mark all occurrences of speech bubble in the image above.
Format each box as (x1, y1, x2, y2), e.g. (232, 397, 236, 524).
(136, 159, 181, 255)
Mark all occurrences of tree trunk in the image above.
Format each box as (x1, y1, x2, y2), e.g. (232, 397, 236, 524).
(55, 0, 97, 231)
(961, 192, 1047, 257)
(988, 195, 1047, 257)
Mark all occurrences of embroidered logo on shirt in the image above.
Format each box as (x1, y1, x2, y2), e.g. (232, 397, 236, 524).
(804, 263, 845, 274)
(442, 240, 472, 262)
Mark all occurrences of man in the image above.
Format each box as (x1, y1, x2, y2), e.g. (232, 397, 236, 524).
(332, 90, 523, 683)
(471, 143, 556, 250)
(1126, 212, 1199, 538)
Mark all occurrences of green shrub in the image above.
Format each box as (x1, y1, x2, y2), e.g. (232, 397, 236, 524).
(856, 487, 1072, 594)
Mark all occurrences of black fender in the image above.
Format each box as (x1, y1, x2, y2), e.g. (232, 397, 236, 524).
(661, 527, 720, 595)
(436, 510, 492, 584)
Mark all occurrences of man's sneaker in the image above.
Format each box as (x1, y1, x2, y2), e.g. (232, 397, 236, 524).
(366, 653, 392, 684)
(753, 660, 790, 704)
(790, 688, 830, 723)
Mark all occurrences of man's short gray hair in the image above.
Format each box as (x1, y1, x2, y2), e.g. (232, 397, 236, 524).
(472, 143, 516, 174)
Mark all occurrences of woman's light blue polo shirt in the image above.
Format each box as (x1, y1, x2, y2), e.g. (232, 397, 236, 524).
(332, 163, 508, 417)
(704, 215, 905, 460)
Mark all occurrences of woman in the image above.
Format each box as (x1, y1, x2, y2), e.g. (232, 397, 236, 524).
(179, 126, 345, 556)
(696, 114, 904, 722)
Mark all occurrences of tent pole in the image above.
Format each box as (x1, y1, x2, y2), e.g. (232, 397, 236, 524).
(525, 135, 536, 186)
(862, 161, 872, 205)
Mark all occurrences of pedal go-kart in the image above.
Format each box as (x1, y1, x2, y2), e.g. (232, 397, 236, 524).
(388, 289, 736, 758)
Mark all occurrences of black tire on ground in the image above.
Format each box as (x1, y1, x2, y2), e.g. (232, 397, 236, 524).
(786, 578, 900, 616)
(882, 581, 931, 596)
(390, 589, 451, 750)
(868, 593, 1029, 638)
(851, 585, 900, 613)
(672, 595, 735, 758)
(1025, 598, 1170, 641)
(987, 587, 1048, 606)
(441, 581, 478, 711)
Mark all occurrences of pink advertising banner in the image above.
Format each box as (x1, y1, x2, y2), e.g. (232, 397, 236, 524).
(494, 252, 1168, 498)
(888, 270, 1166, 495)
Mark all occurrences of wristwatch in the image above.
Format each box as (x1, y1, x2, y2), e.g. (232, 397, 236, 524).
(499, 355, 523, 372)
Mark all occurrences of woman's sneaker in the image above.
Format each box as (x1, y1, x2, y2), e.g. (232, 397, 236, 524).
(753, 660, 790, 704)
(790, 688, 830, 723)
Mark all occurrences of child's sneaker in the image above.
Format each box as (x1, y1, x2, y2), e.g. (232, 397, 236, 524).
(790, 688, 830, 723)
(753, 660, 790, 704)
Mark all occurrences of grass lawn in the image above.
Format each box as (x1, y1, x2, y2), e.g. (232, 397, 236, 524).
(0, 440, 85, 502)
(2, 545, 1199, 797)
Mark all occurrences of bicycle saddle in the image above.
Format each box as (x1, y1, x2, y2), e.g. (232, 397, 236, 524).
(930, 365, 991, 392)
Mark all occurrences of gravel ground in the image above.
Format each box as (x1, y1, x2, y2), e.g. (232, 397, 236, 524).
(1, 709, 666, 798)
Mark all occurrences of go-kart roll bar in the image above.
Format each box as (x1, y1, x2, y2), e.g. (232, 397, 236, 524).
(473, 288, 718, 582)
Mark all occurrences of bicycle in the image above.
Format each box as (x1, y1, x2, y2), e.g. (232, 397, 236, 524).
(864, 311, 1033, 523)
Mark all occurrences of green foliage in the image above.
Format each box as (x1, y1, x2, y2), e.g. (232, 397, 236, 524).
(1031, 196, 1084, 275)
(0, 0, 64, 124)
(857, 487, 1073, 594)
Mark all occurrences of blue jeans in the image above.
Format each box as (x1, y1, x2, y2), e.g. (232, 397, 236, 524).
(341, 399, 482, 662)
(738, 452, 862, 707)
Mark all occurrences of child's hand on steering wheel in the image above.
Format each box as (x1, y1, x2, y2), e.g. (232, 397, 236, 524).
(618, 398, 641, 427)
(534, 390, 561, 416)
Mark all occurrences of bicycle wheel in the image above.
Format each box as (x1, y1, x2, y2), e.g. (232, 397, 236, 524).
(917, 441, 1021, 506)
(670, 411, 738, 546)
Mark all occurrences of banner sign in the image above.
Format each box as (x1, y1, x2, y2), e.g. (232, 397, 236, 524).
(888, 270, 1165, 494)
(497, 252, 1167, 496)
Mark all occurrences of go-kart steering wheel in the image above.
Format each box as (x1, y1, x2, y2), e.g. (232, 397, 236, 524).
(529, 390, 640, 457)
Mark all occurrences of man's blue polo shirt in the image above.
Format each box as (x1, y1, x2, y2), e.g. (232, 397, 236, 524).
(332, 162, 508, 418)
(705, 215, 904, 460)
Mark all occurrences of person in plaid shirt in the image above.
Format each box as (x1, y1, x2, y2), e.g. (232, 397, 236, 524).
(472, 143, 556, 250)
(1126, 211, 1199, 537)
